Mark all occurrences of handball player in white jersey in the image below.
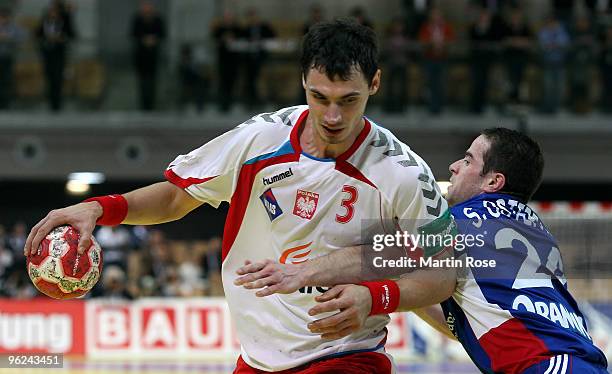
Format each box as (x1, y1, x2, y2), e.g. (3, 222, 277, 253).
(24, 19, 455, 373)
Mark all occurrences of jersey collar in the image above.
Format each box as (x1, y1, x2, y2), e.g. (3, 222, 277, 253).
(289, 109, 372, 161)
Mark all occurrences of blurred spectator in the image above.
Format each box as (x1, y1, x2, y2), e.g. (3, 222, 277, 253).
(382, 18, 410, 113)
(6, 221, 26, 271)
(0, 7, 24, 110)
(0, 224, 6, 245)
(241, 8, 276, 110)
(202, 237, 223, 297)
(178, 44, 206, 112)
(161, 266, 181, 297)
(51, 0, 75, 28)
(418, 8, 455, 114)
(402, 0, 432, 37)
(302, 4, 324, 35)
(4, 223, 35, 299)
(137, 275, 159, 297)
(95, 226, 131, 270)
(130, 225, 149, 250)
(349, 7, 374, 29)
(501, 7, 533, 104)
(468, 6, 504, 113)
(4, 270, 36, 298)
(600, 26, 612, 112)
(211, 10, 241, 112)
(553, 0, 576, 29)
(538, 14, 570, 114)
(36, 3, 75, 111)
(6, 221, 26, 254)
(175, 242, 206, 296)
(201, 236, 221, 280)
(568, 14, 596, 113)
(131, 0, 165, 111)
(146, 229, 173, 283)
(92, 265, 133, 300)
(0, 225, 13, 296)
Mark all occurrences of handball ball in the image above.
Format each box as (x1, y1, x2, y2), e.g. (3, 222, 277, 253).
(27, 225, 103, 299)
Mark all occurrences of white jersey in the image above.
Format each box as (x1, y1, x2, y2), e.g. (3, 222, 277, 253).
(166, 106, 448, 371)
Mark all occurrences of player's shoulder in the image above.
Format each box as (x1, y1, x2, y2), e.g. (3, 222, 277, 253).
(362, 120, 434, 189)
(219, 106, 307, 157)
(235, 105, 307, 137)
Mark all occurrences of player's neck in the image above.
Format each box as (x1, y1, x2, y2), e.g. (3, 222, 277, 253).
(300, 117, 363, 159)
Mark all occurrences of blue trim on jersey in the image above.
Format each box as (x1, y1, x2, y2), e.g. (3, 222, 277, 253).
(312, 340, 386, 362)
(244, 140, 295, 165)
(301, 151, 335, 162)
(441, 298, 494, 374)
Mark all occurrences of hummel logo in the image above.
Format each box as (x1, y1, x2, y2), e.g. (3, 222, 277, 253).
(263, 168, 294, 186)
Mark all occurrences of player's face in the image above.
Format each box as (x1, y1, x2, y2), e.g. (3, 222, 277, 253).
(303, 67, 380, 147)
(446, 135, 491, 206)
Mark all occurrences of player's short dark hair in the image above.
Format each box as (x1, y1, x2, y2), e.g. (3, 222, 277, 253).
(300, 18, 379, 86)
(480, 128, 544, 202)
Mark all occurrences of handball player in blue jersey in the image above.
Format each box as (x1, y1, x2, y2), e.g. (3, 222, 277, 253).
(236, 128, 608, 374)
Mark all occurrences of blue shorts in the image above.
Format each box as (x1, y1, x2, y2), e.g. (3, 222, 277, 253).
(523, 354, 608, 374)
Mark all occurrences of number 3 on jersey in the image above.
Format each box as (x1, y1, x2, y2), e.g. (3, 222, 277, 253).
(336, 185, 358, 224)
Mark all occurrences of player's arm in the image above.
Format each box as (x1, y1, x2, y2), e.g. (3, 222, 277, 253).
(121, 182, 202, 224)
(306, 257, 456, 339)
(25, 112, 265, 258)
(413, 306, 456, 340)
(235, 245, 366, 297)
(24, 182, 202, 256)
(235, 217, 453, 297)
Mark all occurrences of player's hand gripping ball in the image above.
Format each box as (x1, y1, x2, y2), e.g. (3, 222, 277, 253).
(26, 225, 103, 299)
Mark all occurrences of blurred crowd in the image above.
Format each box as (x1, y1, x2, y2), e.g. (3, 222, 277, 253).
(0, 222, 224, 300)
(0, 0, 612, 115)
(394, 0, 612, 115)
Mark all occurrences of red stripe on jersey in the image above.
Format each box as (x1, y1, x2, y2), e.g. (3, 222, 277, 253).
(289, 109, 309, 154)
(164, 169, 217, 189)
(222, 153, 299, 261)
(337, 118, 372, 161)
(334, 119, 375, 187)
(335, 160, 377, 189)
(478, 318, 551, 373)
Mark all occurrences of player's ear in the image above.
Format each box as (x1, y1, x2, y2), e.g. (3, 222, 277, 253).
(483, 172, 505, 193)
(369, 69, 381, 95)
(302, 74, 307, 90)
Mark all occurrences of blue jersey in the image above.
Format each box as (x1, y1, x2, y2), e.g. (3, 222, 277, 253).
(441, 193, 608, 373)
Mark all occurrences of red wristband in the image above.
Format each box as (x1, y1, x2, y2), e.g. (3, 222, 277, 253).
(84, 195, 128, 226)
(360, 280, 400, 316)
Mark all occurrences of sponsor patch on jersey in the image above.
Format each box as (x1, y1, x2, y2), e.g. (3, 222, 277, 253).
(418, 208, 457, 257)
(293, 189, 319, 220)
(260, 188, 283, 221)
(279, 242, 313, 264)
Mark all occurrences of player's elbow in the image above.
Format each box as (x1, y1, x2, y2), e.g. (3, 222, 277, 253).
(424, 266, 456, 305)
(437, 267, 456, 301)
(164, 183, 203, 222)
